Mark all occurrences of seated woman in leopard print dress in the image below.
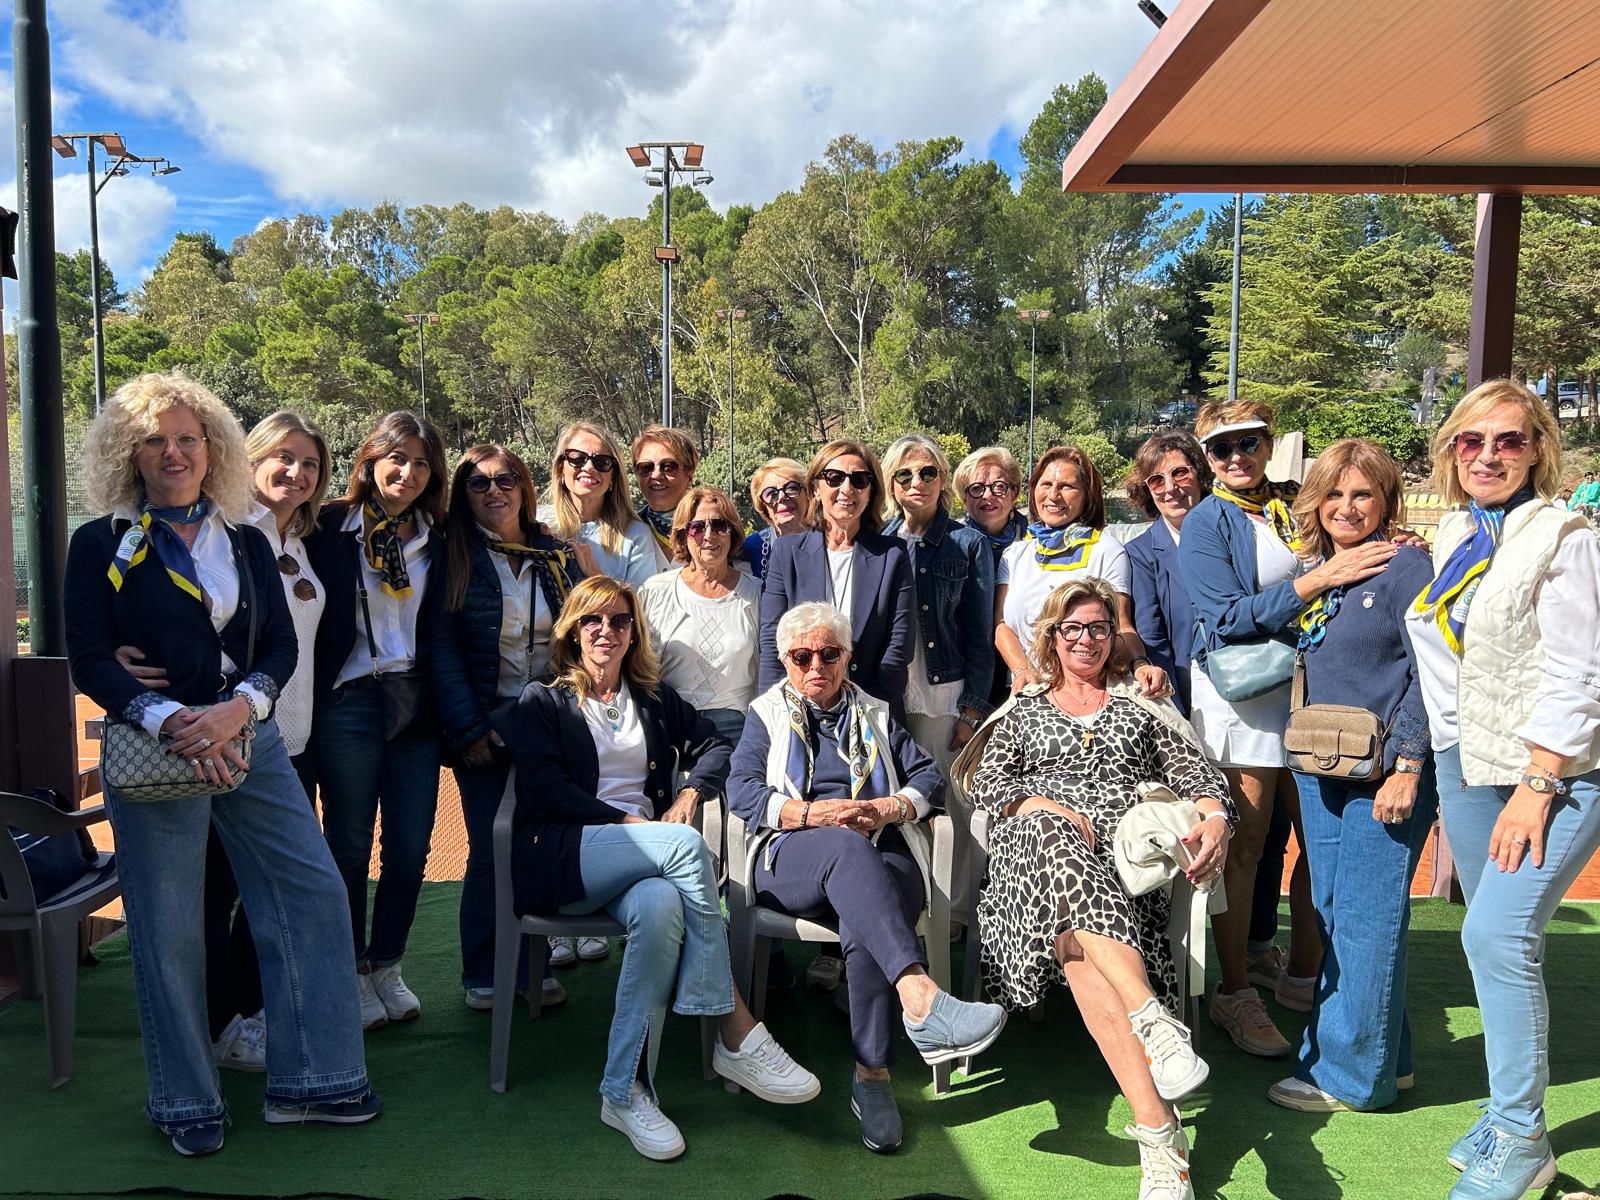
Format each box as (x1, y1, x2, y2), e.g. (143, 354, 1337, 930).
(968, 577, 1236, 1200)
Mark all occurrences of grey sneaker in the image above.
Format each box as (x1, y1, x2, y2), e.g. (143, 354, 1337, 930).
(902, 990, 1007, 1065)
(850, 1075, 902, 1154)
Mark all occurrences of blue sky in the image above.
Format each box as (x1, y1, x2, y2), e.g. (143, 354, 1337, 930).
(0, 1, 1226, 301)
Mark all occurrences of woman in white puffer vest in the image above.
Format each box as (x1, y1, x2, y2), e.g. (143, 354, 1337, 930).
(1403, 378, 1600, 1200)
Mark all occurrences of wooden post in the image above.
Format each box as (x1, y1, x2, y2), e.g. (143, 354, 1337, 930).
(1466, 193, 1521, 388)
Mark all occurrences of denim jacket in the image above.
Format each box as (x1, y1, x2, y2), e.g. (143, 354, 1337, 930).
(882, 507, 996, 715)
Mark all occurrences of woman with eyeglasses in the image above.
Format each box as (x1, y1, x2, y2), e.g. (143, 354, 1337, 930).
(429, 444, 585, 1012)
(744, 457, 812, 580)
(758, 440, 914, 718)
(995, 445, 1167, 699)
(631, 425, 700, 572)
(1403, 382, 1600, 1199)
(310, 411, 449, 1032)
(1177, 400, 1392, 1061)
(511, 576, 819, 1161)
(549, 421, 656, 588)
(639, 486, 760, 747)
(954, 446, 1027, 713)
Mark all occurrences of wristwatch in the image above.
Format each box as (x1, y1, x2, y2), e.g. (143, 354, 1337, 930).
(1394, 759, 1424, 776)
(1520, 771, 1568, 796)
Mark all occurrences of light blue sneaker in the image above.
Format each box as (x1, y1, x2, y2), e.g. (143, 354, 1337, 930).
(1448, 1102, 1491, 1171)
(1447, 1125, 1557, 1200)
(902, 990, 1006, 1065)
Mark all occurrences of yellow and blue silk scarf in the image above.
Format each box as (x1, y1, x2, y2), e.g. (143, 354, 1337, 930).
(1028, 521, 1101, 571)
(486, 537, 575, 619)
(107, 499, 208, 605)
(364, 497, 416, 599)
(1213, 480, 1302, 553)
(638, 504, 675, 557)
(1413, 487, 1534, 656)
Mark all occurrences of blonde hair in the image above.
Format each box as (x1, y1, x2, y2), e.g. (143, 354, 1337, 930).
(1431, 379, 1563, 507)
(953, 445, 1023, 501)
(244, 410, 332, 538)
(880, 433, 957, 520)
(548, 421, 635, 553)
(1292, 439, 1406, 563)
(1195, 398, 1275, 442)
(670, 486, 744, 565)
(750, 457, 808, 525)
(1029, 577, 1128, 689)
(547, 576, 661, 702)
(83, 371, 254, 519)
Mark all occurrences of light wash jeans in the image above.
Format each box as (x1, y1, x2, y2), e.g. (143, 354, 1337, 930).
(558, 822, 735, 1105)
(1292, 764, 1438, 1108)
(104, 718, 370, 1132)
(1437, 744, 1600, 1138)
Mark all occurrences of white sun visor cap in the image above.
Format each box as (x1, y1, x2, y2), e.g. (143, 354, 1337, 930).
(1198, 420, 1270, 444)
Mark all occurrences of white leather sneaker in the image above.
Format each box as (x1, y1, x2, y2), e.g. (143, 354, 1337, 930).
(549, 937, 578, 968)
(369, 963, 420, 1022)
(713, 1021, 821, 1103)
(600, 1081, 685, 1161)
(1130, 998, 1209, 1103)
(212, 1012, 267, 1072)
(356, 972, 388, 1031)
(577, 936, 610, 962)
(1128, 1121, 1195, 1200)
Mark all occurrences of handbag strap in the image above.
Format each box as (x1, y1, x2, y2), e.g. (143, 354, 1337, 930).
(1290, 651, 1306, 713)
(235, 528, 258, 677)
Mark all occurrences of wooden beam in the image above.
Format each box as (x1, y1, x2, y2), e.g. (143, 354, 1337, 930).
(1093, 163, 1600, 194)
(1468, 193, 1522, 387)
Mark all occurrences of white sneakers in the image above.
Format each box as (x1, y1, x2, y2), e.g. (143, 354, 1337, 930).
(1130, 999, 1209, 1103)
(358, 963, 420, 1030)
(1128, 1121, 1194, 1200)
(550, 936, 610, 967)
(1268, 1076, 1365, 1113)
(357, 972, 388, 1030)
(601, 1082, 686, 1162)
(212, 1012, 266, 1073)
(712, 1021, 821, 1103)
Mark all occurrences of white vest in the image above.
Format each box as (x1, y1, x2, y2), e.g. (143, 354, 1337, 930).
(1435, 502, 1600, 786)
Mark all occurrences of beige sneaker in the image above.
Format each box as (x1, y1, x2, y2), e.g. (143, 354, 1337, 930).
(1274, 972, 1315, 1013)
(1209, 986, 1291, 1057)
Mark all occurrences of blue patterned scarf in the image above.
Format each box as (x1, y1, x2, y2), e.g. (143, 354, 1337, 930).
(1413, 486, 1536, 655)
(638, 503, 675, 558)
(972, 509, 1028, 562)
(1027, 520, 1100, 571)
(780, 683, 891, 804)
(108, 498, 209, 606)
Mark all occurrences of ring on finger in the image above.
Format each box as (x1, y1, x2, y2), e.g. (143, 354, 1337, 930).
(204, 758, 216, 769)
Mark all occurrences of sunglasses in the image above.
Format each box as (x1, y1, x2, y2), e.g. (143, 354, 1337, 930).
(760, 480, 805, 507)
(577, 612, 634, 633)
(787, 646, 844, 669)
(893, 465, 940, 487)
(817, 468, 874, 491)
(1055, 620, 1114, 642)
(277, 554, 317, 602)
(964, 480, 1016, 500)
(562, 449, 617, 474)
(1452, 430, 1530, 462)
(686, 518, 734, 539)
(467, 472, 518, 494)
(634, 458, 681, 477)
(1206, 435, 1263, 461)
(1142, 465, 1195, 492)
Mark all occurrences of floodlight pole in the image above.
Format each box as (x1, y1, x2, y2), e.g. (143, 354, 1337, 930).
(661, 156, 673, 426)
(1228, 193, 1242, 402)
(1016, 308, 1050, 478)
(404, 313, 438, 419)
(716, 307, 747, 494)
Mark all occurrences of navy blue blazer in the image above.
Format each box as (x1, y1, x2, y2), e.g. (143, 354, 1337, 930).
(1127, 519, 1196, 716)
(1176, 494, 1304, 657)
(757, 529, 914, 712)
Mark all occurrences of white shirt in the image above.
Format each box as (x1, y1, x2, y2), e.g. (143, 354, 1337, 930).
(481, 531, 552, 700)
(638, 567, 760, 712)
(998, 531, 1132, 666)
(898, 531, 963, 719)
(1406, 531, 1600, 756)
(827, 546, 857, 622)
(581, 681, 653, 819)
(247, 504, 325, 756)
(334, 505, 434, 688)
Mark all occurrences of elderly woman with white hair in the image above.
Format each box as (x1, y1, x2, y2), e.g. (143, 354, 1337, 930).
(728, 601, 1007, 1156)
(64, 372, 377, 1158)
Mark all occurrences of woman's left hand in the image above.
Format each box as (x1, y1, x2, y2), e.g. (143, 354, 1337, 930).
(164, 696, 252, 760)
(1180, 810, 1230, 885)
(1133, 661, 1171, 700)
(949, 713, 979, 751)
(1488, 785, 1553, 872)
(846, 797, 901, 834)
(660, 788, 700, 825)
(1371, 769, 1419, 826)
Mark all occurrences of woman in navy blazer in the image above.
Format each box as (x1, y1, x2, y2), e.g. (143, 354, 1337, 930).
(758, 439, 914, 715)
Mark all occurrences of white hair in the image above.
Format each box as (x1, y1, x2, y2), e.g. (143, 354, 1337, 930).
(776, 601, 853, 655)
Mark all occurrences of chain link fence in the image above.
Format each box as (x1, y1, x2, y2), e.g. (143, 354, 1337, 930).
(9, 420, 95, 626)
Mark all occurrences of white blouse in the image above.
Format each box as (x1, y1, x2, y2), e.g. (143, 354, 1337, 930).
(638, 567, 760, 712)
(481, 530, 552, 700)
(248, 504, 325, 756)
(334, 504, 434, 688)
(581, 680, 652, 819)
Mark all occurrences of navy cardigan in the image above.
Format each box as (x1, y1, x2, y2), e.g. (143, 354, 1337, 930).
(509, 680, 731, 915)
(757, 529, 914, 712)
(427, 531, 585, 754)
(65, 513, 296, 722)
(1127, 519, 1197, 715)
(1176, 494, 1304, 658)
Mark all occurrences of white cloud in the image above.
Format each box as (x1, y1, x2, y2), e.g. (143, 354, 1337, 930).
(48, 0, 1155, 224)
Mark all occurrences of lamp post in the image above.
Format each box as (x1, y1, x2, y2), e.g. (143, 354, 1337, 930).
(714, 306, 747, 494)
(1015, 308, 1051, 477)
(402, 312, 439, 419)
(51, 133, 179, 411)
(625, 142, 713, 426)
(1228, 193, 1243, 402)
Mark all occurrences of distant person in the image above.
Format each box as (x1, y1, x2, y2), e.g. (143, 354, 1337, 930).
(954, 445, 1026, 713)
(744, 457, 812, 580)
(632, 425, 700, 572)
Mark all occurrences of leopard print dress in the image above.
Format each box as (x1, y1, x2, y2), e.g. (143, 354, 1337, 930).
(970, 691, 1232, 1016)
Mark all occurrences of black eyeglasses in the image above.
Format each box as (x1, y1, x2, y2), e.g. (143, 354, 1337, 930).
(892, 465, 941, 487)
(577, 612, 634, 633)
(686, 518, 734, 539)
(964, 480, 1016, 500)
(634, 458, 681, 477)
(787, 646, 844, 668)
(1142, 465, 1195, 492)
(817, 469, 874, 491)
(1206, 435, 1263, 461)
(467, 472, 518, 494)
(760, 480, 805, 507)
(277, 554, 317, 602)
(1054, 620, 1114, 642)
(562, 449, 617, 474)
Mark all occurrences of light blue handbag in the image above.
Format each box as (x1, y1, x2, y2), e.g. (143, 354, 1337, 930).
(1199, 634, 1296, 703)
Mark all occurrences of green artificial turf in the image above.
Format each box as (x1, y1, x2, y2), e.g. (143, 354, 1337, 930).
(2, 890, 1597, 1200)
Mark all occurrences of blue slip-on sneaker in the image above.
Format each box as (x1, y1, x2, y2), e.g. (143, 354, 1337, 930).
(1448, 1125, 1557, 1200)
(1448, 1102, 1492, 1171)
(170, 1120, 225, 1157)
(850, 1075, 903, 1154)
(263, 1091, 384, 1126)
(902, 990, 1007, 1066)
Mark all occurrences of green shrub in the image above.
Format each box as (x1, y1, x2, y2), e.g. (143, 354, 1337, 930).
(1303, 396, 1430, 464)
(15, 617, 27, 645)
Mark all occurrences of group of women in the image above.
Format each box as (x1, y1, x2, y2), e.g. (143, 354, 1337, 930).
(63, 371, 1599, 1200)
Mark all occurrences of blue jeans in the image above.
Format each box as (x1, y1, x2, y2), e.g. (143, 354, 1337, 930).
(557, 822, 735, 1105)
(1292, 765, 1438, 1108)
(703, 707, 746, 748)
(1437, 744, 1600, 1138)
(104, 719, 369, 1131)
(314, 683, 440, 967)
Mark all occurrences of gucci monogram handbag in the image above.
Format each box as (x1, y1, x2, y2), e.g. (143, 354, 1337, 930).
(1281, 653, 1386, 781)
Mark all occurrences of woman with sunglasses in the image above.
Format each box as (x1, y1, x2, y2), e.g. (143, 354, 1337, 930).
(1177, 400, 1392, 1060)
(310, 411, 449, 1032)
(743, 457, 812, 580)
(954, 446, 1027, 714)
(639, 487, 760, 746)
(549, 421, 656, 588)
(631, 425, 700, 572)
(511, 577, 820, 1161)
(430, 444, 585, 1011)
(1403, 381, 1600, 1200)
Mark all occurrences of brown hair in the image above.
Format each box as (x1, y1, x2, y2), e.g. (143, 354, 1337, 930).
(631, 425, 700, 478)
(1430, 379, 1563, 507)
(547, 576, 661, 702)
(670, 486, 744, 565)
(1029, 577, 1129, 689)
(244, 409, 332, 537)
(548, 421, 635, 553)
(1027, 445, 1106, 529)
(328, 411, 448, 526)
(1292, 439, 1406, 563)
(1125, 430, 1212, 519)
(442, 444, 547, 612)
(806, 439, 887, 535)
(1194, 398, 1275, 442)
